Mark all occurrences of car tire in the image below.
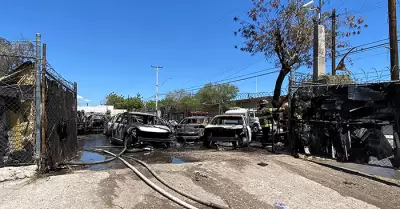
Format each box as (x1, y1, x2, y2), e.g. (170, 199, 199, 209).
(252, 124, 259, 133)
(240, 136, 249, 147)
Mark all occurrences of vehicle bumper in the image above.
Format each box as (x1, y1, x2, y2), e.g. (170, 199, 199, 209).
(138, 137, 175, 142)
(178, 135, 201, 140)
(176, 132, 201, 141)
(90, 126, 104, 132)
(208, 136, 239, 142)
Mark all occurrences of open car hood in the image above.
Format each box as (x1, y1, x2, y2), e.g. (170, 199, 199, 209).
(205, 124, 244, 129)
(137, 125, 170, 133)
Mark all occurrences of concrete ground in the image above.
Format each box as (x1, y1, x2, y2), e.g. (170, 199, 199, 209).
(1, 135, 399, 209)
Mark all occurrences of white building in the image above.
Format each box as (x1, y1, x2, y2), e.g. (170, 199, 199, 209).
(77, 105, 126, 116)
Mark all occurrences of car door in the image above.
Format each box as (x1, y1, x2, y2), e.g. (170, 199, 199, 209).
(112, 114, 122, 140)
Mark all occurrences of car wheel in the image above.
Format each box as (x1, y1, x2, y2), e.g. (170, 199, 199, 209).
(252, 124, 259, 133)
(240, 136, 249, 147)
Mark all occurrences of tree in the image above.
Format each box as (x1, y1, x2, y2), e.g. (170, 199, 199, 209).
(105, 93, 125, 109)
(234, 0, 367, 107)
(0, 37, 35, 77)
(196, 83, 239, 109)
(123, 93, 144, 111)
(162, 89, 200, 111)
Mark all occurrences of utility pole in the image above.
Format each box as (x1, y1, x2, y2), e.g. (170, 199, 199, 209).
(312, 0, 326, 82)
(331, 8, 337, 75)
(388, 0, 399, 80)
(151, 65, 163, 112)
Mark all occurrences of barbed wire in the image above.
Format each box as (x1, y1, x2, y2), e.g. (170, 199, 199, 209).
(45, 62, 75, 91)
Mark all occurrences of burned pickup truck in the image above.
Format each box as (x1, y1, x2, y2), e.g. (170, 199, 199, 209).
(175, 116, 210, 144)
(203, 115, 252, 148)
(109, 112, 174, 147)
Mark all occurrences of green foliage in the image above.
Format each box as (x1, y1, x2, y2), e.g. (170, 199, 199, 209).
(105, 93, 125, 108)
(105, 93, 144, 110)
(196, 83, 239, 106)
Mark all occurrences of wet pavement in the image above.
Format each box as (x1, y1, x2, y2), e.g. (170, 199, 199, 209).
(314, 159, 400, 181)
(76, 134, 200, 171)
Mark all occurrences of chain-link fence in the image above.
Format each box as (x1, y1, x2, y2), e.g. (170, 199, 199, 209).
(0, 35, 77, 171)
(0, 37, 38, 167)
(289, 71, 400, 168)
(42, 62, 77, 170)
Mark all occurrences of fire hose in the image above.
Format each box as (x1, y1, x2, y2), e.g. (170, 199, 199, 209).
(65, 140, 230, 209)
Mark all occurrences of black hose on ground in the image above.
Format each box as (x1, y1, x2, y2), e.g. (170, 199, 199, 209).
(122, 155, 230, 209)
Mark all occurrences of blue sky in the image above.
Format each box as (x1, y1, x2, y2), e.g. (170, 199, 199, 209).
(0, 0, 395, 105)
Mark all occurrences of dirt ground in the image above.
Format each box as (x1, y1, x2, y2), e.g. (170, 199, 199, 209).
(1, 148, 400, 209)
(1, 134, 400, 209)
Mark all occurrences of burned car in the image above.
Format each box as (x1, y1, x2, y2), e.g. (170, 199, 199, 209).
(175, 116, 210, 143)
(203, 115, 252, 148)
(77, 110, 87, 135)
(86, 113, 106, 133)
(110, 112, 174, 147)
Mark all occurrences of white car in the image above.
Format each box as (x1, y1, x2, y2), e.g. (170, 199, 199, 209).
(203, 115, 252, 148)
(225, 108, 261, 133)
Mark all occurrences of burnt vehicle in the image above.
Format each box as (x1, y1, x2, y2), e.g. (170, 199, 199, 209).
(86, 113, 106, 133)
(110, 112, 174, 147)
(203, 115, 252, 148)
(175, 116, 211, 143)
(77, 110, 87, 135)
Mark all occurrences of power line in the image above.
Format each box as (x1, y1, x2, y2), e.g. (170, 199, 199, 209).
(185, 69, 280, 92)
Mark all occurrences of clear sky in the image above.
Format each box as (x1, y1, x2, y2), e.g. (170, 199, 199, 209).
(0, 0, 395, 105)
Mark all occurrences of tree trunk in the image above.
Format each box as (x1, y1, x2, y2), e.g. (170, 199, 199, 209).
(272, 67, 290, 108)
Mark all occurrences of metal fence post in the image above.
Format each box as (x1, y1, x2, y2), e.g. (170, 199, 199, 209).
(35, 33, 42, 168)
(74, 82, 78, 136)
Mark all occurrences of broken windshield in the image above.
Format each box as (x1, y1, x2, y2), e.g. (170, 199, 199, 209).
(210, 116, 243, 125)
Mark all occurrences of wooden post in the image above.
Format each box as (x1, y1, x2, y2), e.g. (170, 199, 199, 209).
(41, 43, 47, 167)
(389, 0, 399, 80)
(332, 8, 336, 75)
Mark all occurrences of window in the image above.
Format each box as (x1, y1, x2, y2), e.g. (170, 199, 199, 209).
(211, 117, 243, 125)
(180, 119, 187, 124)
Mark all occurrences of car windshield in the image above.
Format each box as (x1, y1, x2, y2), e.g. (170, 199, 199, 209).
(130, 114, 166, 125)
(183, 118, 204, 124)
(210, 116, 243, 125)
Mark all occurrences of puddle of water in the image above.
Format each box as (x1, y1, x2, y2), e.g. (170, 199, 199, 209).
(80, 151, 105, 162)
(171, 157, 186, 164)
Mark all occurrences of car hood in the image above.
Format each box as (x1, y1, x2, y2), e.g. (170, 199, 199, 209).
(205, 124, 244, 129)
(137, 125, 170, 133)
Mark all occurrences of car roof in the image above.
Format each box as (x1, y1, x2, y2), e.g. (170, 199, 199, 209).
(125, 112, 156, 116)
(214, 114, 244, 118)
(185, 116, 207, 119)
